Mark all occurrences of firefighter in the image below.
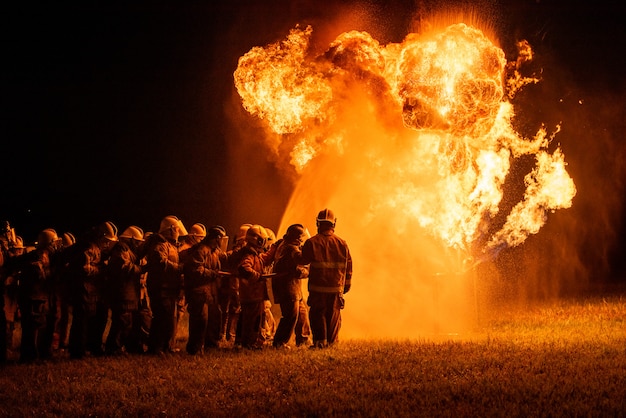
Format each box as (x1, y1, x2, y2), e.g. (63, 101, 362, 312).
(271, 224, 311, 349)
(183, 225, 227, 354)
(297, 209, 352, 348)
(3, 235, 26, 355)
(67, 221, 118, 359)
(0, 220, 18, 362)
(175, 222, 206, 347)
(259, 227, 277, 346)
(105, 225, 145, 355)
(219, 223, 251, 344)
(237, 225, 273, 349)
(131, 231, 152, 354)
(16, 229, 61, 362)
(52, 231, 77, 351)
(144, 215, 187, 355)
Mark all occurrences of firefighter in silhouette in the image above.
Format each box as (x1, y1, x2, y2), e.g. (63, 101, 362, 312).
(175, 222, 206, 346)
(271, 224, 311, 348)
(1, 220, 18, 361)
(220, 223, 251, 345)
(16, 229, 61, 362)
(237, 225, 273, 349)
(297, 209, 352, 348)
(67, 221, 118, 359)
(183, 225, 227, 354)
(52, 231, 77, 351)
(3, 234, 26, 356)
(144, 215, 187, 354)
(105, 225, 146, 355)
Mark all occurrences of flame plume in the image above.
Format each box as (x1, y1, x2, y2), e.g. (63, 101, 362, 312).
(234, 22, 576, 338)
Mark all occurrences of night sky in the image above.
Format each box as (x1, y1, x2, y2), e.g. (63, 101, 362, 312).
(3, 1, 626, 279)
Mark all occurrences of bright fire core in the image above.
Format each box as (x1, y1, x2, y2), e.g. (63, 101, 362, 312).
(234, 22, 576, 338)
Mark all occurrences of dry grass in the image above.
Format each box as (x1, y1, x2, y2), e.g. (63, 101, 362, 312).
(1, 294, 624, 417)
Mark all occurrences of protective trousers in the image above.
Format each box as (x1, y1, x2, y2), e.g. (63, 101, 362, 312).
(186, 288, 221, 354)
(307, 292, 342, 347)
(239, 300, 264, 348)
(148, 293, 178, 354)
(273, 298, 310, 347)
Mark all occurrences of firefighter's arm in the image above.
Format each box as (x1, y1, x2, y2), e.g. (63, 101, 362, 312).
(297, 265, 309, 279)
(295, 240, 313, 266)
(238, 255, 261, 282)
(153, 243, 179, 274)
(343, 246, 353, 293)
(83, 248, 100, 277)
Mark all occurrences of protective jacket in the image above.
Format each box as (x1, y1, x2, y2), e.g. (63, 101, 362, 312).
(183, 242, 223, 301)
(107, 240, 142, 311)
(144, 233, 181, 298)
(299, 228, 352, 294)
(67, 241, 105, 310)
(17, 249, 52, 302)
(272, 239, 308, 304)
(237, 245, 270, 303)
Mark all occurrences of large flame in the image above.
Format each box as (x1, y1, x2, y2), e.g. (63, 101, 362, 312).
(234, 22, 576, 338)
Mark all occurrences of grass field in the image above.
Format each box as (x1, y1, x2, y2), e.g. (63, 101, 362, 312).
(1, 293, 624, 417)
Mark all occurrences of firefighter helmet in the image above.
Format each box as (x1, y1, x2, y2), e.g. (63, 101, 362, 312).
(120, 225, 145, 242)
(285, 224, 306, 243)
(159, 215, 188, 239)
(188, 223, 207, 238)
(316, 208, 336, 225)
(236, 223, 252, 243)
(207, 225, 226, 240)
(62, 232, 76, 247)
(37, 228, 61, 249)
(237, 224, 252, 240)
(245, 224, 266, 249)
(98, 221, 119, 242)
(265, 228, 276, 245)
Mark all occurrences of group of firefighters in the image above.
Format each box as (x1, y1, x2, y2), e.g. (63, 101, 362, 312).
(0, 208, 352, 363)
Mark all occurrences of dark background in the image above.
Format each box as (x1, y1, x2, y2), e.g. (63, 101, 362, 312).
(2, 0, 625, 278)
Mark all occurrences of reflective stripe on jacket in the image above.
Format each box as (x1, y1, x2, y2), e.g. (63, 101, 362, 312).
(299, 229, 352, 293)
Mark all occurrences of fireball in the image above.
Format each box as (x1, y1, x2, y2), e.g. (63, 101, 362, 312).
(234, 21, 576, 338)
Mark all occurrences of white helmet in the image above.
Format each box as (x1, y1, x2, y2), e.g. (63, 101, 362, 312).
(98, 221, 119, 242)
(316, 208, 336, 227)
(187, 223, 207, 239)
(62, 232, 76, 247)
(236, 223, 252, 244)
(245, 224, 267, 249)
(120, 226, 145, 242)
(37, 228, 61, 249)
(159, 215, 188, 240)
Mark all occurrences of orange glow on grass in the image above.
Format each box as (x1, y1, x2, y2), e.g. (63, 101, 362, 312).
(234, 19, 576, 338)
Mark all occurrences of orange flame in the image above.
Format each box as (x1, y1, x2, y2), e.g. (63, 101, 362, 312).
(234, 22, 576, 338)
